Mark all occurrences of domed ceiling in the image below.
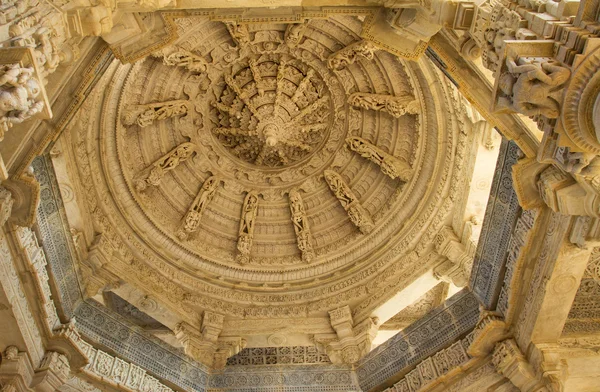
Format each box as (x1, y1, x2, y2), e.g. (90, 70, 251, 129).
(69, 15, 471, 327)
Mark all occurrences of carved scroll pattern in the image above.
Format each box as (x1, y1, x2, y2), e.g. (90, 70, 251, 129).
(346, 136, 412, 181)
(176, 176, 220, 241)
(348, 92, 419, 118)
(122, 100, 190, 128)
(289, 189, 315, 263)
(323, 170, 374, 234)
(327, 40, 378, 71)
(134, 142, 196, 192)
(237, 191, 259, 264)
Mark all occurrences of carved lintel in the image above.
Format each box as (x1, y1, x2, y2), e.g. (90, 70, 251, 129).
(122, 100, 190, 128)
(177, 176, 220, 241)
(236, 191, 259, 264)
(134, 142, 197, 192)
(346, 136, 411, 181)
(289, 189, 315, 263)
(348, 92, 419, 118)
(327, 40, 378, 71)
(323, 170, 374, 234)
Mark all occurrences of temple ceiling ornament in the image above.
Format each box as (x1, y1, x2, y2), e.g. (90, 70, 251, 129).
(57, 15, 482, 364)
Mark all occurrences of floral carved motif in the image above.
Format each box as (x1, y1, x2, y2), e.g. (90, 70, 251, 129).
(348, 92, 419, 118)
(324, 170, 374, 234)
(346, 136, 412, 181)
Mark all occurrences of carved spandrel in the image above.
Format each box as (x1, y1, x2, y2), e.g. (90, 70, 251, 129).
(236, 191, 259, 264)
(176, 176, 220, 241)
(122, 100, 190, 128)
(134, 142, 197, 192)
(346, 136, 412, 181)
(327, 40, 378, 71)
(289, 189, 315, 263)
(323, 170, 374, 234)
(348, 92, 419, 118)
(162, 49, 209, 74)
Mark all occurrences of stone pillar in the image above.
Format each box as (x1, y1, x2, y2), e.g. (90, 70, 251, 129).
(0, 346, 34, 392)
(30, 351, 71, 392)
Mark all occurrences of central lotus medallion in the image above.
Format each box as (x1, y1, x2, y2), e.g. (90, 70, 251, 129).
(211, 54, 332, 167)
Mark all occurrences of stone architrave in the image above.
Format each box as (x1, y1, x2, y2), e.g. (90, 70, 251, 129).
(236, 191, 259, 264)
(346, 136, 412, 181)
(134, 142, 197, 192)
(327, 40, 378, 70)
(323, 170, 374, 234)
(122, 100, 190, 128)
(348, 92, 419, 118)
(288, 189, 315, 263)
(177, 176, 220, 241)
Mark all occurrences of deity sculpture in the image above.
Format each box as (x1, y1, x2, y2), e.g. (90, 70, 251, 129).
(285, 21, 309, 48)
(346, 136, 412, 181)
(135, 142, 196, 191)
(237, 192, 259, 264)
(177, 176, 220, 240)
(225, 22, 251, 47)
(324, 170, 374, 234)
(0, 63, 44, 140)
(348, 92, 419, 118)
(163, 50, 209, 73)
(289, 189, 315, 262)
(496, 55, 570, 119)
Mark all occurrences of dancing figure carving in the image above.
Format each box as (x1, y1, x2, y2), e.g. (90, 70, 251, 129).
(177, 176, 220, 241)
(346, 137, 412, 181)
(324, 170, 374, 234)
(134, 143, 197, 192)
(289, 189, 315, 263)
(237, 191, 259, 264)
(348, 92, 419, 118)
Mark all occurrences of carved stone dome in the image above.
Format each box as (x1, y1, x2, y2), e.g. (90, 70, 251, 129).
(73, 16, 469, 320)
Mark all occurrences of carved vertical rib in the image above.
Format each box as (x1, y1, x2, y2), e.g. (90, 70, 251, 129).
(176, 176, 220, 241)
(348, 93, 419, 118)
(237, 191, 259, 264)
(122, 100, 190, 127)
(289, 189, 315, 263)
(323, 170, 374, 234)
(327, 40, 378, 71)
(346, 136, 412, 181)
(134, 143, 196, 192)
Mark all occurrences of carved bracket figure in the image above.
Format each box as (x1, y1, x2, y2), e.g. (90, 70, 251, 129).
(237, 191, 259, 264)
(285, 20, 309, 48)
(134, 142, 197, 192)
(162, 49, 209, 74)
(122, 100, 190, 128)
(327, 40, 378, 71)
(348, 92, 419, 118)
(288, 189, 315, 263)
(225, 22, 251, 48)
(323, 170, 374, 234)
(177, 176, 220, 241)
(346, 136, 412, 181)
